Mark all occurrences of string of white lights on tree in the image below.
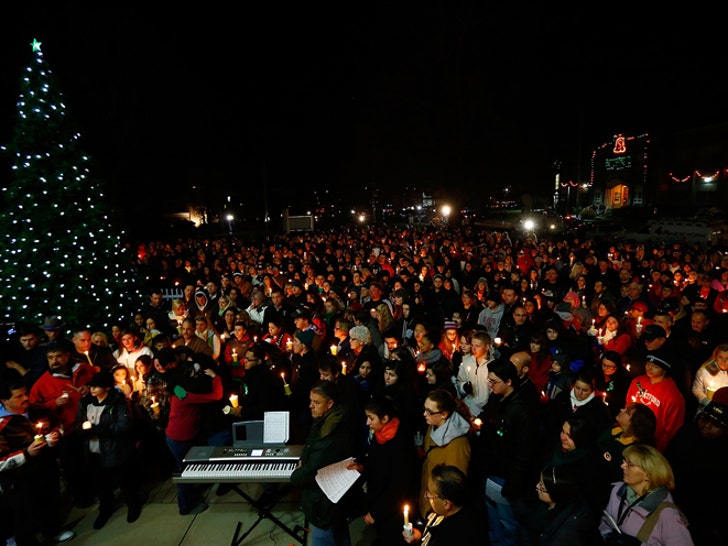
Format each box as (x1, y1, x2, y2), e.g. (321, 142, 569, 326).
(0, 39, 143, 329)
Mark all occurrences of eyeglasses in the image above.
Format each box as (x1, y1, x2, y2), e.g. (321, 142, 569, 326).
(424, 490, 442, 500)
(487, 378, 503, 385)
(423, 407, 443, 416)
(601, 363, 618, 370)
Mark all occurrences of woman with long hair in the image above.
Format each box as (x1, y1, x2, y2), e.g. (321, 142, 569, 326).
(373, 302, 395, 336)
(261, 273, 282, 298)
(527, 334, 553, 395)
(437, 321, 460, 363)
(594, 349, 632, 420)
(450, 327, 474, 371)
(596, 315, 632, 360)
(692, 342, 728, 409)
(593, 300, 616, 331)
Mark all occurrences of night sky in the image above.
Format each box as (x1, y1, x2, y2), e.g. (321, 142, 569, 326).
(1, 4, 727, 222)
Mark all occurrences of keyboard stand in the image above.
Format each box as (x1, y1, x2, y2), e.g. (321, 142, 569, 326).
(229, 484, 309, 546)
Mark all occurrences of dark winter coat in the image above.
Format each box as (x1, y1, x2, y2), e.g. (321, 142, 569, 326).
(76, 387, 135, 468)
(290, 404, 357, 529)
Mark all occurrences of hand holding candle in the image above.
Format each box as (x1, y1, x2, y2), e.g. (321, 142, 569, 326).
(34, 422, 44, 442)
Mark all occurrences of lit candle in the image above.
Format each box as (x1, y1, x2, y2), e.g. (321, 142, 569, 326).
(229, 394, 239, 408)
(231, 349, 238, 363)
(286, 339, 293, 352)
(707, 382, 717, 400)
(150, 395, 160, 415)
(473, 417, 482, 429)
(82, 420, 92, 430)
(417, 362, 426, 373)
(341, 362, 347, 375)
(403, 504, 410, 526)
(494, 337, 502, 347)
(84, 350, 93, 366)
(281, 372, 292, 396)
(637, 316, 642, 325)
(330, 345, 338, 356)
(35, 422, 44, 442)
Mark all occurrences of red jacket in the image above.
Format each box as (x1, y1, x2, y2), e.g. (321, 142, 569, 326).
(626, 375, 686, 451)
(165, 375, 223, 442)
(29, 362, 95, 434)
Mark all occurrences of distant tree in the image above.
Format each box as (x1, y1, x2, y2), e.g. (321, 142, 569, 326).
(0, 38, 142, 329)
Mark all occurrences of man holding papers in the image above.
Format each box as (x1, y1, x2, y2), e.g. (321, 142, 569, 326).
(290, 380, 357, 546)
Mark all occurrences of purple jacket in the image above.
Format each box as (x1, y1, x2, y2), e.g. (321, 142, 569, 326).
(599, 482, 694, 545)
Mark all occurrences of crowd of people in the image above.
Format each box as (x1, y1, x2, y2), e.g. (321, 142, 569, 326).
(3, 223, 728, 545)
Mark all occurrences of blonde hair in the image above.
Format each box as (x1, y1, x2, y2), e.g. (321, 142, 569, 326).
(375, 303, 395, 333)
(703, 343, 728, 376)
(622, 444, 675, 491)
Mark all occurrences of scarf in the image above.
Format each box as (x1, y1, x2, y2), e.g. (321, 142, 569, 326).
(430, 411, 470, 447)
(570, 389, 595, 411)
(374, 416, 400, 444)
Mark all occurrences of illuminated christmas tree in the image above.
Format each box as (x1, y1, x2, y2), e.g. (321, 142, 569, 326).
(0, 38, 142, 329)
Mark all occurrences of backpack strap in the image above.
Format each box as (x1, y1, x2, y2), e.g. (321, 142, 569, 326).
(636, 501, 680, 542)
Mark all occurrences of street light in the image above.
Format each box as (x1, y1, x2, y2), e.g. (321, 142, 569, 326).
(441, 204, 451, 220)
(226, 213, 234, 235)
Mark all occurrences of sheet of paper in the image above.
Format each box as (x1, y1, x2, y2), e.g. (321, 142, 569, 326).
(263, 411, 289, 444)
(315, 457, 360, 503)
(602, 510, 622, 533)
